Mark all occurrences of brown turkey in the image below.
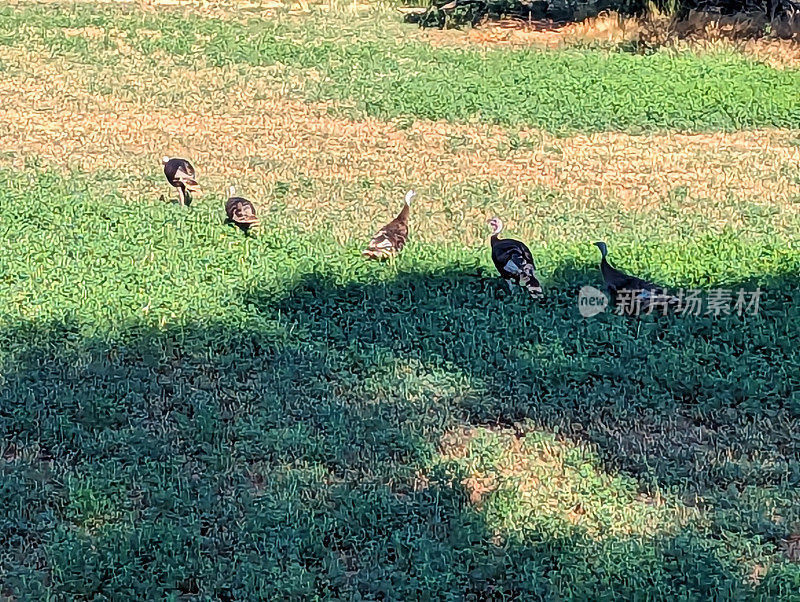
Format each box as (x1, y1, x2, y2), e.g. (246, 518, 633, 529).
(162, 156, 200, 206)
(225, 186, 259, 233)
(363, 190, 414, 260)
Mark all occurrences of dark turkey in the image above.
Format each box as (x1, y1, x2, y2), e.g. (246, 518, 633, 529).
(595, 241, 678, 313)
(225, 186, 259, 232)
(488, 217, 542, 297)
(162, 156, 200, 206)
(363, 190, 414, 260)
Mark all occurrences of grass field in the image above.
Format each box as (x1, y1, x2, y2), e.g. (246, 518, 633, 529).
(1, 1, 800, 599)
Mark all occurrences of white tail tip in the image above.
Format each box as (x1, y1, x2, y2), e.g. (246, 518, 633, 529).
(229, 186, 235, 197)
(405, 190, 416, 205)
(161, 156, 170, 164)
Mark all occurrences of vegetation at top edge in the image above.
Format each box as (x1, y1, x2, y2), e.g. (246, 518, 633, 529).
(1, 4, 799, 133)
(1, 166, 800, 599)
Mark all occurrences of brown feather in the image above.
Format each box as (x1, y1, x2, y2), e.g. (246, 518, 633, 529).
(225, 192, 259, 232)
(163, 158, 200, 191)
(363, 195, 412, 260)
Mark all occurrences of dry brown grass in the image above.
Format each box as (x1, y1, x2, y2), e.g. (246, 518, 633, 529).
(425, 14, 640, 48)
(20, 0, 362, 19)
(640, 9, 800, 66)
(0, 43, 798, 244)
(427, 10, 800, 68)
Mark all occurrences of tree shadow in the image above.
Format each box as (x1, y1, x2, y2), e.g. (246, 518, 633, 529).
(248, 266, 800, 538)
(1, 264, 799, 598)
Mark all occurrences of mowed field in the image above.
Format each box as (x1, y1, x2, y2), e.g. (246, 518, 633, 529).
(1, 1, 800, 599)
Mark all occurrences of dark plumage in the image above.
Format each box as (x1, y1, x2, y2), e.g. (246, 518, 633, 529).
(162, 156, 200, 206)
(225, 186, 259, 232)
(595, 241, 678, 312)
(488, 217, 542, 297)
(363, 190, 414, 260)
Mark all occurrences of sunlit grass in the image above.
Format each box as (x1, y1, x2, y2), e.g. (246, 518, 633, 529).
(1, 3, 799, 132)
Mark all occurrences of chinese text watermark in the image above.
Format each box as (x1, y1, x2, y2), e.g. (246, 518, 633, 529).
(578, 286, 763, 317)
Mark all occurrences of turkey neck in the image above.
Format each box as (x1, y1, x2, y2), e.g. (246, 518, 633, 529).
(396, 203, 410, 222)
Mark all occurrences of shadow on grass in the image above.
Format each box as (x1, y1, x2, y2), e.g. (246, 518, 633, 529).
(1, 267, 799, 599)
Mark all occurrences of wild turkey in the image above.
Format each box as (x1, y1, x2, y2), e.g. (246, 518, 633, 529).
(488, 217, 542, 297)
(362, 190, 414, 260)
(162, 156, 200, 206)
(594, 241, 678, 312)
(225, 186, 259, 232)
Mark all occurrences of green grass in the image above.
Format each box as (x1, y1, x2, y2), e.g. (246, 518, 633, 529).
(1, 4, 800, 133)
(1, 166, 800, 599)
(1, 2, 800, 597)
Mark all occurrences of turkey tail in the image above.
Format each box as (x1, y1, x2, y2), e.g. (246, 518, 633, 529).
(182, 178, 201, 193)
(520, 263, 543, 297)
(504, 250, 542, 297)
(174, 167, 200, 192)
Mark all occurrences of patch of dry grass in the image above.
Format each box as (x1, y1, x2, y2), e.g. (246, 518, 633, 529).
(425, 14, 639, 49)
(427, 11, 800, 69)
(19, 0, 366, 19)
